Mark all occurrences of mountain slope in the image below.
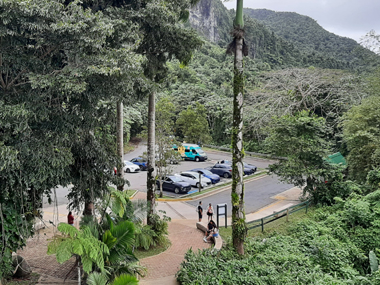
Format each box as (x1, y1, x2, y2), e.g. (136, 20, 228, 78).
(188, 0, 377, 70)
(243, 8, 376, 69)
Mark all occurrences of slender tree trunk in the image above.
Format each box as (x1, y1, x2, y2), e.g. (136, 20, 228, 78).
(147, 92, 156, 226)
(231, 0, 246, 255)
(83, 201, 94, 216)
(116, 100, 124, 191)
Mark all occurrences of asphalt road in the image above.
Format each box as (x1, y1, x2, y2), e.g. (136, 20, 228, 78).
(186, 175, 293, 215)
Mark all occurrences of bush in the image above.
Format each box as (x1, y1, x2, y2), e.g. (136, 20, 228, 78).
(177, 189, 380, 284)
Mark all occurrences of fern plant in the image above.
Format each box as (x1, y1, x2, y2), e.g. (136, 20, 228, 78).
(86, 272, 138, 285)
(47, 223, 109, 273)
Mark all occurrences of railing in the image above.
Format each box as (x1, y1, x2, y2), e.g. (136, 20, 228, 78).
(203, 144, 287, 161)
(246, 200, 311, 232)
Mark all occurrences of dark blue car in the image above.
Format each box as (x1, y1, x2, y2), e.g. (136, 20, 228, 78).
(130, 157, 148, 171)
(156, 175, 192, 194)
(190, 168, 220, 184)
(207, 164, 233, 178)
(220, 160, 257, 175)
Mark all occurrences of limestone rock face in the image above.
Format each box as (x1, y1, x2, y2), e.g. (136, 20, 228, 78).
(189, 0, 220, 43)
(12, 255, 32, 278)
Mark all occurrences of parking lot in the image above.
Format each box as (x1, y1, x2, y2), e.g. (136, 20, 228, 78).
(123, 145, 275, 195)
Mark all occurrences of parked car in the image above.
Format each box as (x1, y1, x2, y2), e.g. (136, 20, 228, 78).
(156, 175, 192, 194)
(123, 160, 140, 173)
(175, 171, 211, 188)
(220, 160, 257, 175)
(173, 143, 207, 162)
(190, 168, 220, 184)
(207, 164, 232, 178)
(130, 157, 147, 171)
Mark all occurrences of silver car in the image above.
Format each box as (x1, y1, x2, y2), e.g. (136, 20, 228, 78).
(175, 171, 211, 188)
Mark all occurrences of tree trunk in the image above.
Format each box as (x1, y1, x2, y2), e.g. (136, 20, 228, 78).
(231, 0, 246, 255)
(147, 92, 156, 226)
(116, 100, 124, 191)
(83, 201, 94, 216)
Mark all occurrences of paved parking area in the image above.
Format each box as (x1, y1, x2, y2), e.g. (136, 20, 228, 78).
(123, 146, 270, 192)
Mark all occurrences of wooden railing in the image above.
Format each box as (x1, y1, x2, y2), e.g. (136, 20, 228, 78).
(246, 200, 311, 232)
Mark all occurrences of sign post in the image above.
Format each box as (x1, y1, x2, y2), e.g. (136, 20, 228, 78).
(217, 203, 227, 228)
(198, 173, 202, 193)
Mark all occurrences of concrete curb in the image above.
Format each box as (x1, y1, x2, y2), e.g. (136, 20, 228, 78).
(156, 173, 267, 202)
(129, 190, 138, 199)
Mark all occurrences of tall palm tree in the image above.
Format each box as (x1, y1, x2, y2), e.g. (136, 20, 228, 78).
(227, 0, 248, 255)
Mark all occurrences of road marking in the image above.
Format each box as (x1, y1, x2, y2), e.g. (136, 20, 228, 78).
(253, 200, 284, 214)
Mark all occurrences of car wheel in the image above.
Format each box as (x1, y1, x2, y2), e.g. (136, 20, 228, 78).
(223, 172, 230, 178)
(126, 168, 130, 173)
(174, 188, 180, 194)
(195, 157, 200, 162)
(139, 165, 143, 171)
(195, 182, 200, 188)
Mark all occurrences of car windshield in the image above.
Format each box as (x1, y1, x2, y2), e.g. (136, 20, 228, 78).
(125, 161, 134, 166)
(201, 169, 213, 175)
(169, 176, 183, 182)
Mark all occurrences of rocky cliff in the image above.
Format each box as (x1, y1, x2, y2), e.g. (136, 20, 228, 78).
(189, 0, 231, 44)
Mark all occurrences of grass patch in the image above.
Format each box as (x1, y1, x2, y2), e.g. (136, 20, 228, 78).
(126, 190, 137, 197)
(134, 242, 171, 259)
(5, 273, 40, 285)
(203, 145, 278, 161)
(123, 142, 136, 154)
(219, 206, 315, 241)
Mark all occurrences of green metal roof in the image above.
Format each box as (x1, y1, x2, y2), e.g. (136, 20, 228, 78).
(326, 152, 347, 166)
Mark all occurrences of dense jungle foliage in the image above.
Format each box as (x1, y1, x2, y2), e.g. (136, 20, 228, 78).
(177, 183, 380, 284)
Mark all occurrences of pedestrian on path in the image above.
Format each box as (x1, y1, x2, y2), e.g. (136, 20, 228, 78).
(197, 201, 203, 222)
(206, 203, 214, 221)
(67, 211, 74, 226)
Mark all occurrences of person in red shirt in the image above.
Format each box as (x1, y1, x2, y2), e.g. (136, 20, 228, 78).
(67, 211, 74, 226)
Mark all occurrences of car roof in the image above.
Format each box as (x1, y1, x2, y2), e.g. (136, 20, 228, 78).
(182, 171, 199, 176)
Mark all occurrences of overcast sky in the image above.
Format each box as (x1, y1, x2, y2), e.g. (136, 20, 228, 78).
(223, 0, 380, 42)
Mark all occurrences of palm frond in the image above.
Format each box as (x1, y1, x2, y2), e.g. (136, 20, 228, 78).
(111, 274, 138, 285)
(110, 220, 135, 250)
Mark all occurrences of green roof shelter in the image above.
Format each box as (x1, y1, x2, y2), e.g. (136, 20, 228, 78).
(326, 152, 347, 166)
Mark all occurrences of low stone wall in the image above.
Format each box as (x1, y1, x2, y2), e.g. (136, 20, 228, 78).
(196, 222, 223, 251)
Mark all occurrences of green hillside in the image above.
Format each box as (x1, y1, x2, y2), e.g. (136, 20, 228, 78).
(189, 0, 378, 70)
(243, 8, 377, 70)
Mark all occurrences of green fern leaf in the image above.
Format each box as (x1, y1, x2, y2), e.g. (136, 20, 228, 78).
(82, 256, 94, 273)
(370, 250, 379, 273)
(56, 240, 73, 263)
(57, 223, 79, 237)
(111, 274, 138, 285)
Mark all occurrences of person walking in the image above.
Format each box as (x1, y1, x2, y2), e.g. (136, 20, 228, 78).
(206, 203, 214, 221)
(197, 201, 203, 222)
(67, 211, 74, 226)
